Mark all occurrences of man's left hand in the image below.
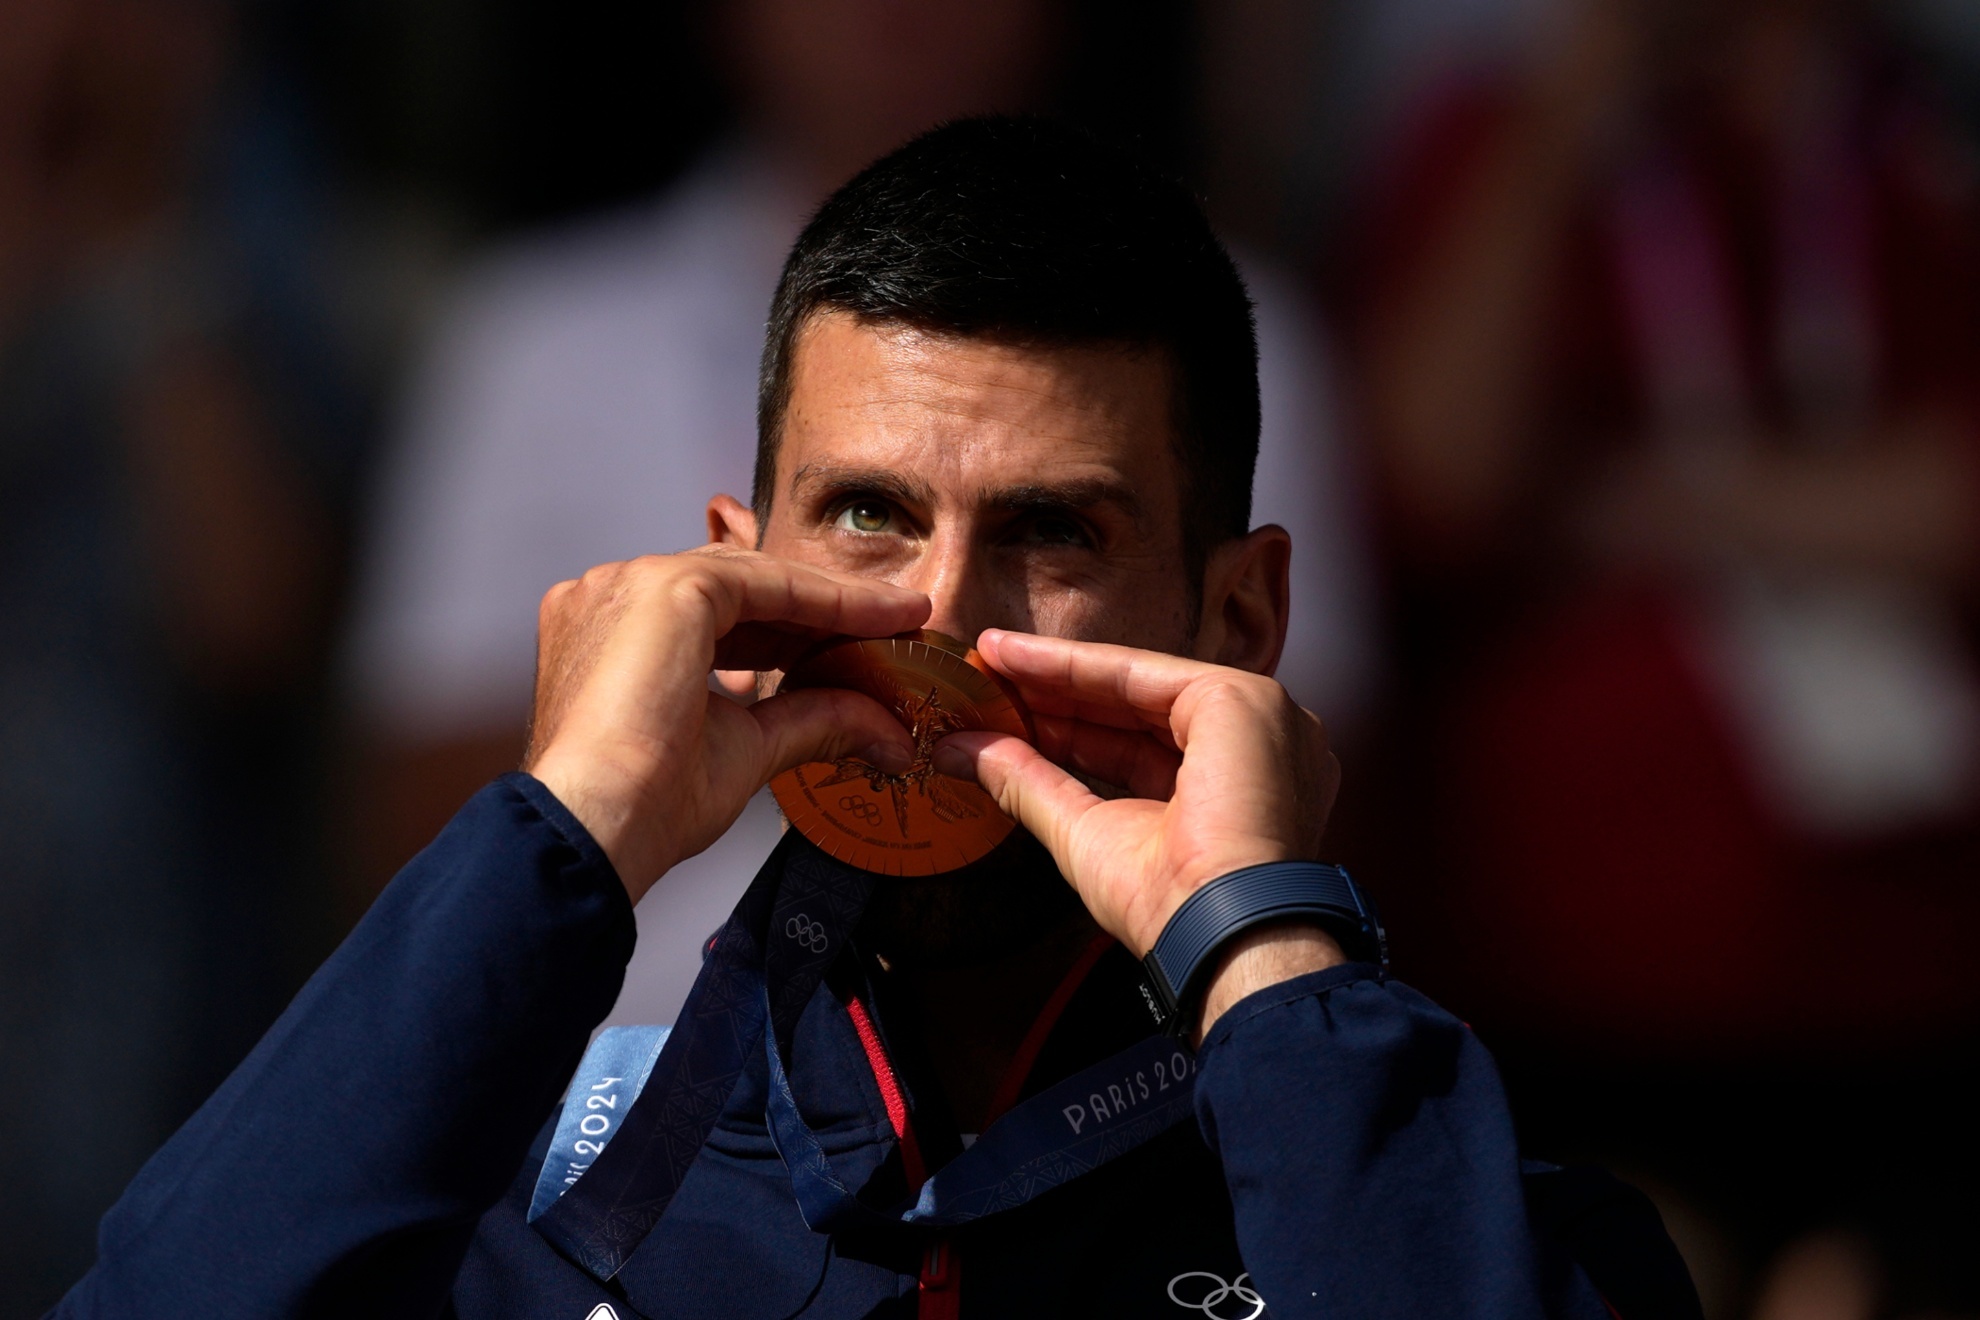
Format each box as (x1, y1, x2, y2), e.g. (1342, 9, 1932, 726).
(933, 630, 1346, 1040)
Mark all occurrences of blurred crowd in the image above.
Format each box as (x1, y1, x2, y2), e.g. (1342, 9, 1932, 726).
(3, 0, 1979, 1316)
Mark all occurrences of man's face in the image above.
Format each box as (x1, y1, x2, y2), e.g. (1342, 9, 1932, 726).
(708, 310, 1288, 956)
(739, 311, 1200, 654)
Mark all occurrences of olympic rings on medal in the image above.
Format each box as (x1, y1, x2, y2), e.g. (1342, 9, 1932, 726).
(784, 913, 829, 954)
(1166, 1271, 1266, 1320)
(836, 794, 884, 826)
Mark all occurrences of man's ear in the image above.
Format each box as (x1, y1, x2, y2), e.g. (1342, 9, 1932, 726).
(1192, 524, 1291, 676)
(707, 494, 758, 548)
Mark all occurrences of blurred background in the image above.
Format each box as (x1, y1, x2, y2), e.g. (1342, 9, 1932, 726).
(4, 0, 1980, 1314)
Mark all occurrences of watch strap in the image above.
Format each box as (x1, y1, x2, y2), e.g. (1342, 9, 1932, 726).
(1141, 861, 1386, 1036)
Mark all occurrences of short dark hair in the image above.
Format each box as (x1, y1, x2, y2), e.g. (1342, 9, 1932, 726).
(754, 115, 1260, 576)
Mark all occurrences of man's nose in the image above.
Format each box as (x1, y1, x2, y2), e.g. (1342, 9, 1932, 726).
(907, 528, 1023, 647)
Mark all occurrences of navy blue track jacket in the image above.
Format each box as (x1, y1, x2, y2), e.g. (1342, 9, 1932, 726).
(52, 775, 1699, 1318)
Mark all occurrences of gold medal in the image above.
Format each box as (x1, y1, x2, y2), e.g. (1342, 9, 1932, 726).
(769, 630, 1034, 876)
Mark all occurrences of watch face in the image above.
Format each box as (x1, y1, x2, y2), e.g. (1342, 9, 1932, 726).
(769, 630, 1034, 876)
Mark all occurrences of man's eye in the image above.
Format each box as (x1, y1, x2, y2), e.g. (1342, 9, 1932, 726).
(1026, 515, 1089, 547)
(834, 500, 894, 534)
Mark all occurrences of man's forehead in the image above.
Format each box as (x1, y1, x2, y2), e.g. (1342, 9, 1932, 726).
(778, 312, 1179, 502)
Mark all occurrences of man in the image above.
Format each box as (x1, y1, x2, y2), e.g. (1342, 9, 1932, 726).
(346, 0, 1370, 1030)
(53, 119, 1692, 1318)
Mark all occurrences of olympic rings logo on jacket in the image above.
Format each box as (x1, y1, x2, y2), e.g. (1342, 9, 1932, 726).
(1167, 1271, 1267, 1319)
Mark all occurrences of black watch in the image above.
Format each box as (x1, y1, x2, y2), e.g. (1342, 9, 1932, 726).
(1140, 861, 1386, 1037)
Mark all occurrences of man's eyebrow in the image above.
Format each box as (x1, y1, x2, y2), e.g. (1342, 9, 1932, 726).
(788, 463, 936, 507)
(989, 479, 1144, 524)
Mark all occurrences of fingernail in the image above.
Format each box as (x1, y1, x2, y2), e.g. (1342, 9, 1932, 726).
(932, 744, 975, 781)
(862, 741, 913, 774)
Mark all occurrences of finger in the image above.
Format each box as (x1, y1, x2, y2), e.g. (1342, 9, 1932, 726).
(933, 730, 1105, 870)
(995, 687, 1171, 733)
(974, 630, 1220, 727)
(1163, 671, 1313, 760)
(1027, 716, 1181, 800)
(983, 630, 1300, 762)
(685, 548, 930, 642)
(749, 686, 916, 779)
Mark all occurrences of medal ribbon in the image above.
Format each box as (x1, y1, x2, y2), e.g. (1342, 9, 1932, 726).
(532, 831, 1196, 1280)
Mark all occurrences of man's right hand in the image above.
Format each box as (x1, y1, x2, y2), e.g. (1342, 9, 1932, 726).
(523, 547, 928, 902)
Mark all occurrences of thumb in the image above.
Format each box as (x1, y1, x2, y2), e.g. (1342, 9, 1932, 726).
(750, 686, 915, 778)
(934, 731, 1101, 873)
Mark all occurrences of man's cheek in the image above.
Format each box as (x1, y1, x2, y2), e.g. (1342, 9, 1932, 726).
(1030, 578, 1191, 651)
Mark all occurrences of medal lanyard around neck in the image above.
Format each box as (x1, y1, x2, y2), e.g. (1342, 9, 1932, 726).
(532, 831, 1196, 1281)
